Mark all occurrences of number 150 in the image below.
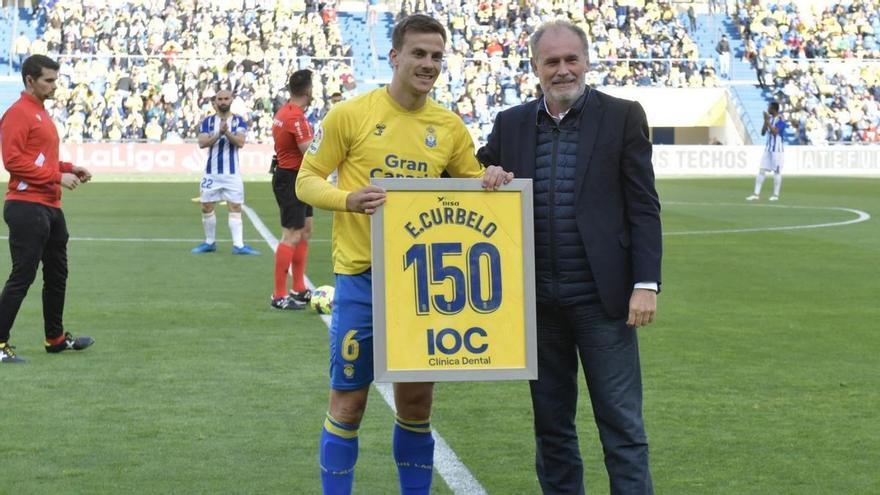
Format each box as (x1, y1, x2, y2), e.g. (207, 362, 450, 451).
(404, 242, 502, 315)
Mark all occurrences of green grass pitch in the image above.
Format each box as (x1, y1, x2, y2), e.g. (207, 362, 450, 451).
(1, 177, 877, 494)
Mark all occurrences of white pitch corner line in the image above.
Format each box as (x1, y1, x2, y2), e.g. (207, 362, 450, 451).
(241, 205, 487, 495)
(663, 202, 871, 236)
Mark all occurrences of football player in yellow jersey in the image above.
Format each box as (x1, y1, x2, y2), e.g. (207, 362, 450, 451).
(296, 14, 512, 495)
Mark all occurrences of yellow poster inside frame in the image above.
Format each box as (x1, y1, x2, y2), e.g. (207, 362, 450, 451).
(371, 178, 537, 382)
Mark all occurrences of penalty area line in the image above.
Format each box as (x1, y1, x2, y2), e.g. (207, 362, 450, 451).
(241, 205, 487, 495)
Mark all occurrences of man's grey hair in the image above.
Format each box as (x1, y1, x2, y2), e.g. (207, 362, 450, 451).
(529, 20, 590, 61)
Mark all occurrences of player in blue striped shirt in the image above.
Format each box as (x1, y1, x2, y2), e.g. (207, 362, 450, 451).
(747, 102, 786, 202)
(191, 89, 260, 255)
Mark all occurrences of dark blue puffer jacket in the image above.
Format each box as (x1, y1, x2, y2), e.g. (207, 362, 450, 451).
(533, 108, 599, 306)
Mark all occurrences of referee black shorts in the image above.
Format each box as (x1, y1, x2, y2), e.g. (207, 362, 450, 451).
(272, 167, 313, 230)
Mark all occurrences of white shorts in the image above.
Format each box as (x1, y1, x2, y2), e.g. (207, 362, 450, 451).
(760, 152, 784, 173)
(199, 174, 244, 204)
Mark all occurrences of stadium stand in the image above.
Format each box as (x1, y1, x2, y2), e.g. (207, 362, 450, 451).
(338, 8, 393, 87)
(730, 0, 880, 144)
(0, 6, 44, 112)
(394, 0, 718, 142)
(0, 6, 43, 75)
(17, 0, 355, 143)
(3, 0, 876, 145)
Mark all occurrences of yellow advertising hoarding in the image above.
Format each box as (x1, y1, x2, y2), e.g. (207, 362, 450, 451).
(371, 178, 536, 382)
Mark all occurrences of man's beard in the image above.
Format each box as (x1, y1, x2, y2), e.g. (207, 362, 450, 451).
(547, 81, 585, 107)
(218, 104, 231, 112)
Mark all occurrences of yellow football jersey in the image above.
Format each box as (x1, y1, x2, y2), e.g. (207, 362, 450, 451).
(297, 87, 484, 275)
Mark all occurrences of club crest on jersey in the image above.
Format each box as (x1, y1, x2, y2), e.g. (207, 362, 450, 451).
(425, 126, 437, 148)
(374, 123, 386, 136)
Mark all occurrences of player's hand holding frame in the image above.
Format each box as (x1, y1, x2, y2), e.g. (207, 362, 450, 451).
(346, 185, 386, 214)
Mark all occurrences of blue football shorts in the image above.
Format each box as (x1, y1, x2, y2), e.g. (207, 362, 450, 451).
(329, 270, 374, 390)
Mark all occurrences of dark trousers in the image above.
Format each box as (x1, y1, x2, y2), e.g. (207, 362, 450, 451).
(0, 200, 69, 342)
(530, 301, 653, 495)
(756, 69, 767, 89)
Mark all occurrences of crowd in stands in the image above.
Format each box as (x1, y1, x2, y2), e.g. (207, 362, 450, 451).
(28, 0, 354, 143)
(12, 0, 879, 144)
(734, 0, 880, 143)
(396, 0, 716, 143)
(21, 0, 714, 144)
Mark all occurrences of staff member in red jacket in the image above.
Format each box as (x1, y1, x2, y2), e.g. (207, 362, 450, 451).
(0, 55, 94, 364)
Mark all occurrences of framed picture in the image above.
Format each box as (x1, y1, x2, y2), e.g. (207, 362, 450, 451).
(371, 178, 536, 382)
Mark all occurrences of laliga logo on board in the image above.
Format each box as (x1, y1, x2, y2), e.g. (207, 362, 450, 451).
(59, 143, 178, 172)
(181, 148, 208, 172)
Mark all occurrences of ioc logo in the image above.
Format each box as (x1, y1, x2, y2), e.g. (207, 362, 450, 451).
(426, 327, 488, 355)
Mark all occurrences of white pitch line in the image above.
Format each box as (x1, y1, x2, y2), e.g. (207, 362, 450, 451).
(3, 204, 866, 245)
(0, 236, 332, 243)
(663, 202, 871, 236)
(241, 205, 487, 495)
(0, 236, 208, 243)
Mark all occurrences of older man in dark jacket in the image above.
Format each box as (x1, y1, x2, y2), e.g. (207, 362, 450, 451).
(478, 20, 662, 495)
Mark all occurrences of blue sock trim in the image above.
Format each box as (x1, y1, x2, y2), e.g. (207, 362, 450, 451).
(395, 415, 432, 434)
